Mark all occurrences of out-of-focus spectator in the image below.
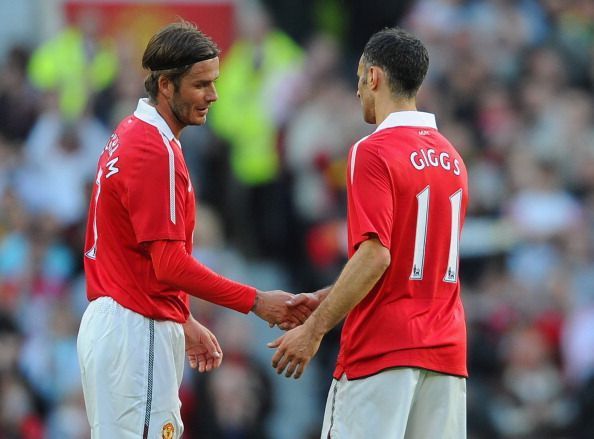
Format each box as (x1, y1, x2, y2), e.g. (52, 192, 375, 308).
(209, 1, 303, 259)
(27, 9, 118, 120)
(0, 45, 40, 143)
(0, 313, 21, 374)
(0, 314, 45, 439)
(19, 295, 80, 405)
(0, 373, 45, 439)
(283, 34, 364, 223)
(14, 99, 107, 226)
(506, 158, 582, 239)
(45, 390, 89, 439)
(0, 211, 75, 324)
(210, 2, 302, 186)
(504, 159, 582, 295)
(489, 325, 574, 437)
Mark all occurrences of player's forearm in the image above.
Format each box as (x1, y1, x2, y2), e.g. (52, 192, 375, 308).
(150, 240, 256, 313)
(306, 239, 390, 338)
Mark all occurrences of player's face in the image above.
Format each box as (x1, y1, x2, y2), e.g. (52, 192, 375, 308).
(169, 57, 219, 126)
(356, 57, 376, 124)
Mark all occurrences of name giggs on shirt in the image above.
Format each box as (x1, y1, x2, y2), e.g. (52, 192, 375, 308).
(409, 147, 461, 175)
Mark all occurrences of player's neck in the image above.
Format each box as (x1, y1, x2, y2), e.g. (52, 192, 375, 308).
(153, 99, 184, 139)
(374, 96, 417, 126)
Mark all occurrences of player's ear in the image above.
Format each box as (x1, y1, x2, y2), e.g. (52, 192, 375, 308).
(158, 75, 174, 99)
(368, 66, 380, 91)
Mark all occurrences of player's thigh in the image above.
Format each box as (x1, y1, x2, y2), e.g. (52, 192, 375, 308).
(80, 298, 154, 436)
(405, 371, 466, 439)
(77, 297, 184, 438)
(321, 368, 421, 439)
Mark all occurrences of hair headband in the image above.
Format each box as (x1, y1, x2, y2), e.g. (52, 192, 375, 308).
(148, 51, 218, 71)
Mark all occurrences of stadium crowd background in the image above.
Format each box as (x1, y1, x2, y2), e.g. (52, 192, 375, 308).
(0, 0, 593, 438)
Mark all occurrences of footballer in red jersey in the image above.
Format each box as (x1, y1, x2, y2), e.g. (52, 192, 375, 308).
(271, 28, 469, 438)
(77, 22, 308, 439)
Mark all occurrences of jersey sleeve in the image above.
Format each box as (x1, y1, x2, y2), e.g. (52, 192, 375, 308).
(126, 141, 187, 244)
(347, 141, 394, 251)
(149, 240, 257, 313)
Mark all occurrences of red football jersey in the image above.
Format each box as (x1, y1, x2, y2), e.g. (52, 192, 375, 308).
(83, 99, 196, 322)
(335, 111, 469, 379)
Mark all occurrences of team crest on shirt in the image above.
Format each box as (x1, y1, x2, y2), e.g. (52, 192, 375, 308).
(161, 422, 175, 439)
(104, 133, 120, 157)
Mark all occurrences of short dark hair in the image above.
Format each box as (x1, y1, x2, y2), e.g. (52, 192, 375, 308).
(362, 28, 429, 99)
(142, 21, 219, 102)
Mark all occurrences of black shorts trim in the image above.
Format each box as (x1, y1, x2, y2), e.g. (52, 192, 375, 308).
(143, 319, 155, 439)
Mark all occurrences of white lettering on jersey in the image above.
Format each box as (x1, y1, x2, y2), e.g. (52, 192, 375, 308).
(410, 151, 425, 170)
(453, 159, 461, 176)
(105, 157, 120, 179)
(104, 133, 120, 157)
(427, 148, 439, 166)
(439, 152, 451, 171)
(409, 148, 461, 175)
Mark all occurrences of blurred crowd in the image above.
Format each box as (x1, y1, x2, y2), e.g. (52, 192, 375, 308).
(0, 0, 593, 438)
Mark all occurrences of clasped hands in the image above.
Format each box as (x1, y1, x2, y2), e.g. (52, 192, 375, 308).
(259, 291, 324, 380)
(251, 289, 315, 330)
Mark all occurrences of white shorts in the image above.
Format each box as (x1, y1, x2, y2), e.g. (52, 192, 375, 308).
(77, 296, 185, 439)
(321, 367, 466, 439)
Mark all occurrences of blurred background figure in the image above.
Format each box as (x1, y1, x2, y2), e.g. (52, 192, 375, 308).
(27, 8, 118, 121)
(0, 0, 593, 438)
(209, 1, 303, 261)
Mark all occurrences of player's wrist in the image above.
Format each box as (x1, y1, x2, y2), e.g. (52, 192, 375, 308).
(250, 290, 262, 314)
(304, 314, 327, 340)
(182, 313, 198, 330)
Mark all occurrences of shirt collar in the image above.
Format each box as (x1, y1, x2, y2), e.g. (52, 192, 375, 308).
(374, 111, 437, 133)
(133, 98, 179, 144)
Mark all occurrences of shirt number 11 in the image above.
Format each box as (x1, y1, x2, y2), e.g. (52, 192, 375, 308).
(410, 186, 463, 283)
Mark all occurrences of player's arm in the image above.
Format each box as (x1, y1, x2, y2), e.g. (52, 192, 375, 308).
(150, 239, 255, 312)
(149, 240, 310, 324)
(271, 141, 393, 376)
(301, 237, 389, 335)
(269, 237, 390, 378)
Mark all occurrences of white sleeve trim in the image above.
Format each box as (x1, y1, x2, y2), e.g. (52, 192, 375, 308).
(350, 135, 370, 185)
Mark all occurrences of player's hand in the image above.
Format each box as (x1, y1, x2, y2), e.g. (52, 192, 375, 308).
(183, 316, 223, 373)
(252, 290, 311, 328)
(267, 324, 322, 379)
(277, 293, 322, 330)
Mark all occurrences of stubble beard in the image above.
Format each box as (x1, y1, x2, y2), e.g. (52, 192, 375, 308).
(170, 93, 204, 127)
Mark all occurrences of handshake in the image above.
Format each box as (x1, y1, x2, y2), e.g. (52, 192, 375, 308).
(250, 289, 321, 329)
(185, 289, 325, 378)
